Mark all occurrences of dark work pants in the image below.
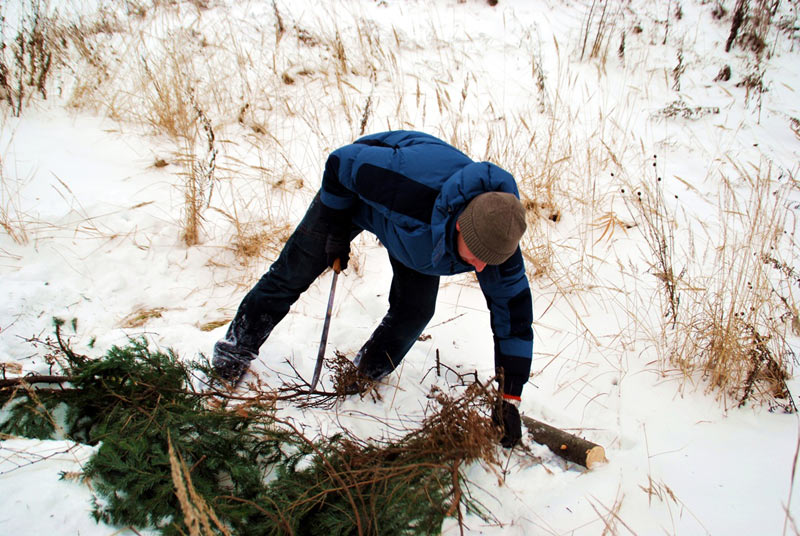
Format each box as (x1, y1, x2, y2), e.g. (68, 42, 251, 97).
(217, 193, 440, 380)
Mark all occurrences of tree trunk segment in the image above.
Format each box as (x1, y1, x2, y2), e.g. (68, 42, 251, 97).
(521, 415, 607, 469)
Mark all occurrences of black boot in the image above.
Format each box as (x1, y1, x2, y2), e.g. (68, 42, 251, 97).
(211, 340, 256, 385)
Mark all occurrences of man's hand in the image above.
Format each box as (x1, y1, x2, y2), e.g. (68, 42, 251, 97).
(492, 399, 522, 448)
(325, 232, 350, 272)
(320, 202, 352, 272)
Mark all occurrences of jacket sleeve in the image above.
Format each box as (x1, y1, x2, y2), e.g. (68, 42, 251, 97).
(318, 133, 407, 211)
(320, 152, 356, 212)
(476, 248, 533, 399)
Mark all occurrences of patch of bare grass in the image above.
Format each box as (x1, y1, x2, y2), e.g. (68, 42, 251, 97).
(198, 318, 230, 332)
(629, 159, 797, 409)
(121, 307, 167, 328)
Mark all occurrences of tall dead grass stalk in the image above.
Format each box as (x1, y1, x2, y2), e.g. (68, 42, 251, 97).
(0, 0, 59, 116)
(168, 435, 232, 536)
(0, 164, 30, 245)
(625, 156, 684, 327)
(179, 90, 218, 246)
(140, 54, 196, 140)
(580, 0, 617, 62)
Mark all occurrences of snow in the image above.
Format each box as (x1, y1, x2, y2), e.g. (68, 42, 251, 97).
(2, 0, 800, 534)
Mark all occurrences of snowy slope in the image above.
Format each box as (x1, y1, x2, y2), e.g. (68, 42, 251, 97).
(1, 0, 800, 534)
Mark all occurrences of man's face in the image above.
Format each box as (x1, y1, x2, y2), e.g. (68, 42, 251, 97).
(455, 222, 487, 272)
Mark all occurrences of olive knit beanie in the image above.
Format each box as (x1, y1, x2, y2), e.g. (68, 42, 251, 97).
(457, 191, 527, 265)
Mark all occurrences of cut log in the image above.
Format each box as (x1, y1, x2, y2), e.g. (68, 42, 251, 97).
(521, 415, 607, 469)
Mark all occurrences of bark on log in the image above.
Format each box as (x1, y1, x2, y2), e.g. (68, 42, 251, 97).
(521, 415, 607, 469)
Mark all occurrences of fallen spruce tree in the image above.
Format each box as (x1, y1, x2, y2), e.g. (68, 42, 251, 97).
(0, 320, 502, 535)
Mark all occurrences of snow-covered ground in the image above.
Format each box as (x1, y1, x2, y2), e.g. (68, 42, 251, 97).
(2, 0, 800, 534)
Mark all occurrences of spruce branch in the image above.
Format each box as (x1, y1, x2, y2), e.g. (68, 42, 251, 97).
(3, 331, 505, 535)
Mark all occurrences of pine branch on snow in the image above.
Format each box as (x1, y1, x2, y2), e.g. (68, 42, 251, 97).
(0, 323, 501, 535)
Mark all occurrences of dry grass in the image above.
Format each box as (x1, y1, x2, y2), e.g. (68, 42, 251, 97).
(631, 160, 798, 408)
(0, 361, 23, 375)
(612, 148, 798, 408)
(198, 319, 230, 332)
(211, 199, 294, 267)
(579, 0, 620, 62)
(624, 156, 684, 328)
(1, 3, 800, 536)
(180, 93, 218, 246)
(0, 0, 61, 116)
(724, 0, 781, 118)
(121, 307, 167, 328)
(0, 1, 591, 287)
(1, 0, 797, 415)
(138, 54, 197, 140)
(168, 436, 231, 536)
(0, 163, 30, 245)
(588, 487, 634, 536)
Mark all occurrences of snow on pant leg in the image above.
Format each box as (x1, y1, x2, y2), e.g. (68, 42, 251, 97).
(215, 193, 346, 364)
(354, 255, 440, 380)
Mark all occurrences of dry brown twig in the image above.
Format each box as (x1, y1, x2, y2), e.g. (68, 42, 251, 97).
(256, 378, 503, 535)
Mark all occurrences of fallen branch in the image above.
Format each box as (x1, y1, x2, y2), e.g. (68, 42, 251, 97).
(0, 371, 343, 407)
(0, 374, 71, 389)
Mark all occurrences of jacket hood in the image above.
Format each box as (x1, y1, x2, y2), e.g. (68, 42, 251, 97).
(430, 161, 520, 268)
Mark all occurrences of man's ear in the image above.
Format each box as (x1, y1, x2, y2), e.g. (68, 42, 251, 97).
(455, 221, 461, 231)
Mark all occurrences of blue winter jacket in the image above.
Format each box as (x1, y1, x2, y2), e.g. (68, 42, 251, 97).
(320, 130, 532, 398)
